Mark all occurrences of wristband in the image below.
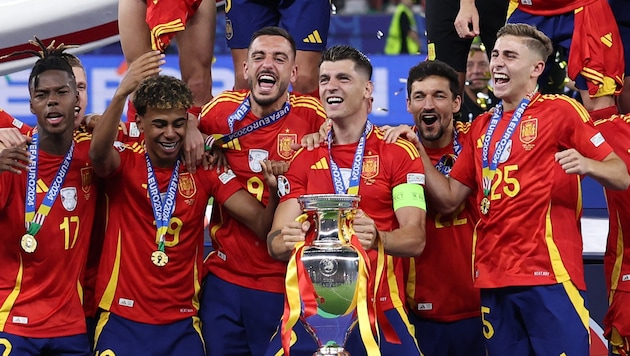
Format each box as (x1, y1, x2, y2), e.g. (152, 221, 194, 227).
(204, 135, 215, 151)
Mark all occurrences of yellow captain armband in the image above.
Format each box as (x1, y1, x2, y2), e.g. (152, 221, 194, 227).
(392, 183, 426, 211)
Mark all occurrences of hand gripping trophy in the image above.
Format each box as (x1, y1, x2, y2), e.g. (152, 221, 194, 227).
(281, 194, 381, 355)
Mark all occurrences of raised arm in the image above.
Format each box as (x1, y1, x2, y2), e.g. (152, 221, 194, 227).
(556, 149, 630, 190)
(89, 51, 164, 177)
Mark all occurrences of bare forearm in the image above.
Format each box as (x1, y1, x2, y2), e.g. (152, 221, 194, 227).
(267, 229, 291, 261)
(377, 224, 425, 257)
(90, 92, 126, 164)
(587, 156, 630, 190)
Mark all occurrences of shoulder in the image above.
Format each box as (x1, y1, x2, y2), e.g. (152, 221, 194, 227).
(200, 90, 248, 116)
(289, 93, 327, 119)
(370, 126, 420, 160)
(534, 94, 590, 122)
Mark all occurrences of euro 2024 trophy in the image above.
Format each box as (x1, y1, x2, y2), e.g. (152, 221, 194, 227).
(281, 194, 380, 356)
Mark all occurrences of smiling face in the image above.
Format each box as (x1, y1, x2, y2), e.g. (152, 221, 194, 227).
(244, 35, 296, 108)
(137, 107, 188, 168)
(490, 35, 544, 108)
(407, 75, 460, 149)
(319, 59, 372, 122)
(466, 49, 491, 92)
(29, 69, 78, 136)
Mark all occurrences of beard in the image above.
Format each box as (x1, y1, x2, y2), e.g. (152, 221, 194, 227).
(418, 122, 445, 142)
(248, 77, 288, 107)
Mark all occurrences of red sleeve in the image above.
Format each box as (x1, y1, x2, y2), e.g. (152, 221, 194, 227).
(0, 109, 31, 134)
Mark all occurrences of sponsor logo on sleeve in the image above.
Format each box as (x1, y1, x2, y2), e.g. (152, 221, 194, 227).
(406, 173, 425, 185)
(590, 132, 605, 147)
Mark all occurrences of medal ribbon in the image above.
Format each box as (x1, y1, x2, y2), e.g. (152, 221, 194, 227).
(481, 93, 534, 196)
(213, 94, 290, 146)
(145, 153, 181, 252)
(426, 128, 462, 176)
(24, 132, 75, 236)
(328, 121, 372, 196)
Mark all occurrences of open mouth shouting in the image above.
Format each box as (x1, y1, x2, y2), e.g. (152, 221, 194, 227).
(46, 111, 64, 125)
(257, 72, 277, 94)
(420, 112, 439, 126)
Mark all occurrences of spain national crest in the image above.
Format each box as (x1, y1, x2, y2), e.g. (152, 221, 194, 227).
(178, 172, 197, 199)
(81, 167, 93, 194)
(61, 187, 77, 212)
(520, 118, 538, 144)
(361, 155, 379, 179)
(277, 133, 297, 160)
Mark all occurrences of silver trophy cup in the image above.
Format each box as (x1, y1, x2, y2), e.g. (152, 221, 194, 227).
(298, 194, 361, 356)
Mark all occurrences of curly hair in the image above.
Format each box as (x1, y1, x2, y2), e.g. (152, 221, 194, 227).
(132, 75, 193, 116)
(1, 37, 78, 90)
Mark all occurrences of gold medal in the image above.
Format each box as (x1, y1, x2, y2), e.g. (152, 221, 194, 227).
(480, 197, 490, 215)
(151, 250, 169, 267)
(21, 233, 38, 253)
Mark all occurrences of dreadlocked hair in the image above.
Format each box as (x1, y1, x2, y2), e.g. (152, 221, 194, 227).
(1, 37, 78, 90)
(132, 75, 193, 117)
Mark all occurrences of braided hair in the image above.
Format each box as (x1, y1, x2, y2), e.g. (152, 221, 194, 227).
(1, 37, 78, 90)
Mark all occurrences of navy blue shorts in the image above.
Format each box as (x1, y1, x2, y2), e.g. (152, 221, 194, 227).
(480, 281, 590, 356)
(0, 332, 90, 356)
(224, 0, 331, 51)
(199, 273, 284, 356)
(93, 312, 204, 356)
(408, 313, 486, 356)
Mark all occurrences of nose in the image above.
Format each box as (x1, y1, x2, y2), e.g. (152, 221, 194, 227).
(424, 95, 435, 109)
(163, 124, 176, 138)
(47, 92, 59, 106)
(261, 54, 274, 68)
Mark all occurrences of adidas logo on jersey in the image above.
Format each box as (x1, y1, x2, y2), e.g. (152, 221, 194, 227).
(303, 30, 323, 44)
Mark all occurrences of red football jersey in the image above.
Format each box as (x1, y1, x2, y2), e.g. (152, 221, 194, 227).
(594, 115, 630, 294)
(95, 145, 242, 324)
(516, 0, 596, 15)
(405, 122, 481, 322)
(146, 0, 201, 51)
(0, 133, 98, 337)
(449, 93, 613, 289)
(0, 108, 31, 134)
(281, 126, 426, 312)
(198, 90, 326, 293)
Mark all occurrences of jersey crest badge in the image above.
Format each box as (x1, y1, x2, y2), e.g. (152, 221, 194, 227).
(248, 149, 269, 173)
(81, 167, 93, 194)
(61, 187, 78, 211)
(277, 133, 297, 160)
(520, 118, 538, 150)
(361, 155, 379, 179)
(178, 172, 197, 199)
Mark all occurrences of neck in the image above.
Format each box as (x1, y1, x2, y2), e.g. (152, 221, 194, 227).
(250, 92, 288, 118)
(37, 129, 73, 155)
(423, 129, 454, 150)
(503, 84, 537, 112)
(331, 117, 368, 145)
(148, 151, 180, 170)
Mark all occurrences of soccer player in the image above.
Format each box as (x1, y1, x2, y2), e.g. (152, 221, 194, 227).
(226, 0, 331, 97)
(266, 44, 427, 355)
(507, 0, 624, 115)
(0, 39, 99, 355)
(383, 60, 486, 355)
(593, 114, 630, 356)
(415, 23, 629, 355)
(194, 26, 327, 356)
(461, 41, 497, 122)
(89, 51, 285, 355)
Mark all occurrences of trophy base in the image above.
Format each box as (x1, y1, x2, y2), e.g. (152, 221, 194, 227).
(314, 346, 350, 356)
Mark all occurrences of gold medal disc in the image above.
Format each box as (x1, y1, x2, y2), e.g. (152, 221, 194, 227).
(480, 197, 491, 215)
(21, 234, 38, 253)
(151, 250, 169, 267)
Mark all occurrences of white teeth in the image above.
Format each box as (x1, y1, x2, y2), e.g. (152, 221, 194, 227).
(259, 75, 275, 82)
(494, 73, 508, 80)
(327, 97, 342, 104)
(161, 142, 177, 149)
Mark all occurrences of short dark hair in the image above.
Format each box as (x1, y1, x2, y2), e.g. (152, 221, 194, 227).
(1, 37, 77, 91)
(249, 26, 297, 59)
(407, 60, 460, 98)
(320, 45, 373, 80)
(132, 75, 193, 116)
(496, 23, 553, 61)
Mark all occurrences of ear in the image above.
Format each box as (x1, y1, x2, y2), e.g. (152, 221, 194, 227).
(532, 60, 545, 79)
(364, 80, 374, 99)
(452, 94, 462, 113)
(290, 64, 298, 85)
(406, 97, 412, 114)
(135, 114, 144, 132)
(243, 60, 249, 82)
(29, 99, 35, 114)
